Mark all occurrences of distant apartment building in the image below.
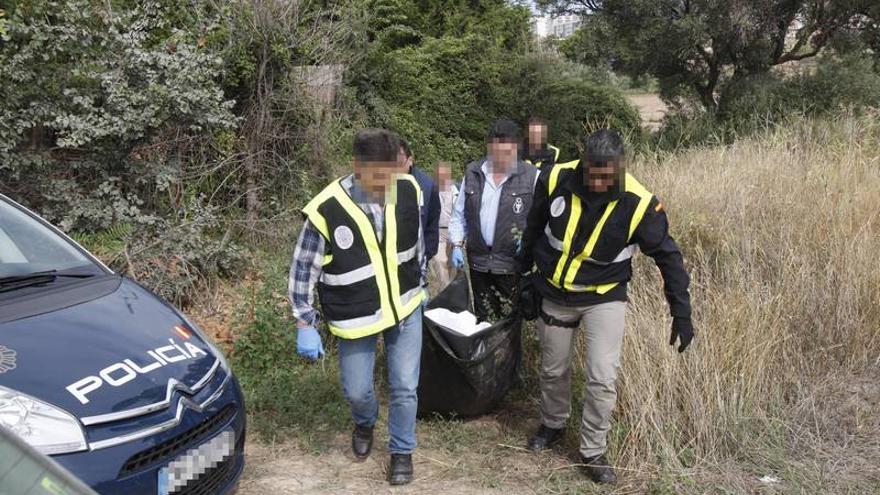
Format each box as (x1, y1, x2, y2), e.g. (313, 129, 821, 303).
(533, 14, 581, 39)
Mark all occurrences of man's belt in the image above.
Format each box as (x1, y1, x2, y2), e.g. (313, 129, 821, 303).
(539, 309, 580, 328)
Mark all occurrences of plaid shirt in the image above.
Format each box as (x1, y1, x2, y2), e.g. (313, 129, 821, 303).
(289, 175, 425, 327)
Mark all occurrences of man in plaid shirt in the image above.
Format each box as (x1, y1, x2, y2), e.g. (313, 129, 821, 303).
(289, 173, 426, 330)
(288, 129, 426, 485)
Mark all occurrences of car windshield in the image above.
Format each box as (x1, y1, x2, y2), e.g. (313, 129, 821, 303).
(0, 199, 102, 279)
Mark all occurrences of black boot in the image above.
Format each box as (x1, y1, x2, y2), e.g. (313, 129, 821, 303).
(526, 424, 565, 452)
(580, 454, 617, 484)
(351, 424, 374, 460)
(388, 454, 414, 485)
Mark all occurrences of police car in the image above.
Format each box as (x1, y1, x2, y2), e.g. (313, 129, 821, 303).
(0, 194, 246, 494)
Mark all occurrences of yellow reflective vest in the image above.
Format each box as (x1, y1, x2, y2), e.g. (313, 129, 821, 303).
(534, 160, 654, 293)
(302, 175, 425, 339)
(526, 144, 561, 169)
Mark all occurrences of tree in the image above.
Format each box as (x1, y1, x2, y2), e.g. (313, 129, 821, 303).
(548, 1, 876, 112)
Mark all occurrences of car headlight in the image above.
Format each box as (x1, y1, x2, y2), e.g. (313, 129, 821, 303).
(179, 313, 230, 372)
(0, 385, 87, 455)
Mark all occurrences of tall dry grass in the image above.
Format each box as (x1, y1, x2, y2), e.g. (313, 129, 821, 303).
(563, 112, 880, 484)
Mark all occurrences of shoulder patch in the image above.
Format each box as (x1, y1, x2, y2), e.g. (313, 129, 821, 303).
(550, 196, 566, 218)
(334, 225, 354, 249)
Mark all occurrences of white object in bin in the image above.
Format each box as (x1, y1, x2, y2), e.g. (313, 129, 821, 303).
(424, 308, 492, 337)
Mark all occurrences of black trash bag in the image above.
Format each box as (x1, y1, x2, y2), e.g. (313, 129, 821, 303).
(417, 273, 522, 418)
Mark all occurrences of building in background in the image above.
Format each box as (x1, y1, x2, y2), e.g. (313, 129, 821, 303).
(532, 14, 581, 39)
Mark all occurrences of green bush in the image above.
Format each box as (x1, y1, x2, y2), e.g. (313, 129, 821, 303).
(517, 74, 643, 159)
(359, 39, 641, 172)
(230, 260, 348, 447)
(0, 0, 363, 304)
(718, 54, 880, 130)
(72, 195, 244, 308)
(782, 54, 880, 114)
(656, 52, 880, 150)
(648, 112, 725, 151)
(359, 34, 518, 170)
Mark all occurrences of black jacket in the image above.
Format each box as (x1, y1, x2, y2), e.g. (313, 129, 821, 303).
(517, 165, 691, 318)
(411, 166, 441, 261)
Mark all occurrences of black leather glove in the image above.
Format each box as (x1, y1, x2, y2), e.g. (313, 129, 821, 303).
(670, 317, 694, 353)
(517, 273, 541, 321)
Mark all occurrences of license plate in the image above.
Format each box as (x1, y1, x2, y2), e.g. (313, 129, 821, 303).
(157, 429, 235, 495)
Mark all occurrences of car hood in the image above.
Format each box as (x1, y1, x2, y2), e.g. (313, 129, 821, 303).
(0, 278, 219, 419)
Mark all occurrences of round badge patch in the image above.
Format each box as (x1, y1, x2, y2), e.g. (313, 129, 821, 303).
(334, 225, 354, 250)
(550, 196, 566, 218)
(513, 196, 525, 214)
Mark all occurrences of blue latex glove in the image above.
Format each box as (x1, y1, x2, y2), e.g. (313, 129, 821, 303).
(296, 326, 324, 360)
(451, 246, 465, 269)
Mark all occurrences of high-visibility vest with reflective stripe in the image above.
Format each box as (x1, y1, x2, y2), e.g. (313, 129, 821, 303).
(534, 160, 654, 293)
(526, 144, 561, 169)
(302, 175, 425, 339)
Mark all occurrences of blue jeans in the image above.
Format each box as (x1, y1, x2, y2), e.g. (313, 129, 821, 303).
(337, 307, 422, 454)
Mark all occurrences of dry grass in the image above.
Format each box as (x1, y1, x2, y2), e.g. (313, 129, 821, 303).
(595, 110, 880, 491)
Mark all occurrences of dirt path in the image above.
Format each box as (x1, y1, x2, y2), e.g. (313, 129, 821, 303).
(235, 366, 880, 495)
(625, 93, 667, 130)
(239, 437, 523, 495)
(236, 416, 591, 495)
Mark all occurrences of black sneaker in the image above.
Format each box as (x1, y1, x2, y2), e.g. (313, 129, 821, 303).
(388, 453, 414, 485)
(351, 424, 374, 460)
(580, 454, 617, 484)
(526, 424, 565, 452)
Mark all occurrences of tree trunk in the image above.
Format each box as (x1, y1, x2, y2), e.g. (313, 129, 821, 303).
(696, 58, 721, 113)
(245, 156, 259, 230)
(696, 86, 717, 113)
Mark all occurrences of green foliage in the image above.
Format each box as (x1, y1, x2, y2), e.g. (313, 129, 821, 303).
(506, 53, 642, 159)
(357, 14, 640, 172)
(0, 0, 363, 304)
(0, 1, 234, 153)
(0, 0, 235, 236)
(556, 15, 614, 68)
(554, 1, 877, 113)
(354, 0, 539, 171)
(399, 0, 532, 50)
(781, 53, 880, 114)
(531, 78, 642, 158)
(362, 34, 520, 169)
(123, 196, 244, 307)
(71, 195, 244, 307)
(70, 223, 132, 263)
(654, 52, 880, 150)
(650, 112, 725, 151)
(230, 260, 347, 447)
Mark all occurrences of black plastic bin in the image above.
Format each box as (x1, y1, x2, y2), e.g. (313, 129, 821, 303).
(417, 273, 522, 417)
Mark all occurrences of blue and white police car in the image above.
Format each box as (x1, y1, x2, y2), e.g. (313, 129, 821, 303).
(0, 193, 246, 494)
